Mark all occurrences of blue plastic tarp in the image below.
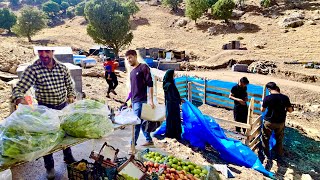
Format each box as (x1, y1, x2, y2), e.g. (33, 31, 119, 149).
(179, 100, 274, 178)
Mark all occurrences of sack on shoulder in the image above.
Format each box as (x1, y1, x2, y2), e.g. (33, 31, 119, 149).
(141, 120, 161, 133)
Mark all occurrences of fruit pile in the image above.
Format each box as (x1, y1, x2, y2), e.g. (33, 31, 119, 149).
(166, 156, 208, 179)
(142, 151, 167, 163)
(159, 168, 200, 180)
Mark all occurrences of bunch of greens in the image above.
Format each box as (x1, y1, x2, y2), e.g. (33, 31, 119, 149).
(0, 105, 64, 161)
(61, 99, 113, 139)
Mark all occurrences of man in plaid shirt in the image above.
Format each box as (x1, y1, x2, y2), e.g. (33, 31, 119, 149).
(12, 47, 76, 179)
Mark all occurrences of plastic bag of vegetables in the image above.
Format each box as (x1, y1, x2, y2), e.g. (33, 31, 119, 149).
(60, 99, 114, 138)
(0, 105, 64, 161)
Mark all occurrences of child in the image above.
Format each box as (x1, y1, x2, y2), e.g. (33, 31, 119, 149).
(103, 58, 119, 98)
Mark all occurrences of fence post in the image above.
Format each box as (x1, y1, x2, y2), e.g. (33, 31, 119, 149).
(204, 78, 207, 104)
(245, 97, 254, 146)
(188, 82, 192, 102)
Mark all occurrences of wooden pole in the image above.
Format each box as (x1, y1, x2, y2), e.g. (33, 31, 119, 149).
(204, 78, 207, 104)
(188, 82, 192, 102)
(245, 97, 254, 145)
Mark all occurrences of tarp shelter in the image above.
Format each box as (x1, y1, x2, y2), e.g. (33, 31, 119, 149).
(33, 46, 73, 64)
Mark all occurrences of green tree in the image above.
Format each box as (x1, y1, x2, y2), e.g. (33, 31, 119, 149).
(75, 1, 85, 16)
(207, 0, 218, 9)
(0, 8, 17, 33)
(162, 0, 182, 11)
(68, 0, 82, 6)
(186, 0, 208, 23)
(9, 0, 20, 7)
(52, 0, 62, 4)
(212, 0, 235, 23)
(61, 1, 70, 12)
(66, 7, 75, 18)
(122, 0, 139, 18)
(85, 0, 133, 57)
(42, 1, 61, 16)
(12, 6, 47, 42)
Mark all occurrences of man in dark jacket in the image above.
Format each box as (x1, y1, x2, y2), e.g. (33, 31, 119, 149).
(261, 82, 293, 159)
(229, 77, 249, 133)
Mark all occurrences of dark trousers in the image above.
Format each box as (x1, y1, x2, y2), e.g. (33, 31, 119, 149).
(262, 121, 285, 158)
(105, 72, 118, 93)
(233, 104, 248, 133)
(38, 101, 74, 170)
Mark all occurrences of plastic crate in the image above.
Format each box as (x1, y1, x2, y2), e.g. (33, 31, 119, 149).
(138, 149, 168, 164)
(67, 159, 98, 180)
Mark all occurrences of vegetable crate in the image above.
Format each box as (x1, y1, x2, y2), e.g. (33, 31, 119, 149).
(67, 159, 99, 180)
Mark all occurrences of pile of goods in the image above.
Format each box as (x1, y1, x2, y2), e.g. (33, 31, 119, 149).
(140, 150, 210, 180)
(248, 61, 277, 75)
(60, 99, 114, 138)
(0, 105, 64, 161)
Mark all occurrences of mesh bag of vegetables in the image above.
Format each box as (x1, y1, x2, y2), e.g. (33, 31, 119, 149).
(0, 105, 64, 161)
(60, 99, 113, 138)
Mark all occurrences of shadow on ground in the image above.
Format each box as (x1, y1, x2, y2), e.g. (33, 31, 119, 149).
(131, 17, 150, 30)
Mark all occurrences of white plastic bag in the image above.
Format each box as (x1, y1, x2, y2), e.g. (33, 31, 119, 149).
(0, 169, 12, 180)
(0, 105, 64, 161)
(60, 99, 114, 138)
(114, 108, 141, 125)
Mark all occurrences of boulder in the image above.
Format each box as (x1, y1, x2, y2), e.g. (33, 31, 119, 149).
(301, 174, 312, 180)
(290, 12, 305, 19)
(278, 16, 304, 28)
(312, 15, 320, 20)
(306, 20, 316, 25)
(232, 10, 245, 18)
(176, 18, 188, 27)
(207, 27, 216, 35)
(148, 0, 160, 6)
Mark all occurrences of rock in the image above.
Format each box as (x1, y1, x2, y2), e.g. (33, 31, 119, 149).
(232, 10, 245, 18)
(235, 23, 245, 31)
(148, 0, 160, 6)
(8, 65, 18, 74)
(176, 18, 188, 27)
(290, 12, 305, 19)
(0, 65, 11, 72)
(207, 27, 216, 35)
(282, 29, 289, 33)
(83, 71, 104, 78)
(86, 84, 91, 87)
(306, 20, 316, 25)
(312, 15, 320, 20)
(301, 174, 312, 180)
(254, 44, 265, 49)
(279, 16, 304, 28)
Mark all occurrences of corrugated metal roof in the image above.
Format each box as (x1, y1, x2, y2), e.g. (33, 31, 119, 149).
(33, 46, 73, 55)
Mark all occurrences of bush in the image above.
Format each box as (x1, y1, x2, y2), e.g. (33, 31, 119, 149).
(75, 1, 85, 16)
(212, 0, 235, 23)
(122, 0, 139, 17)
(9, 0, 20, 6)
(12, 6, 47, 42)
(186, 0, 208, 23)
(0, 8, 17, 33)
(42, 1, 61, 16)
(61, 1, 70, 11)
(68, 0, 82, 6)
(52, 0, 62, 4)
(162, 0, 182, 11)
(66, 7, 75, 18)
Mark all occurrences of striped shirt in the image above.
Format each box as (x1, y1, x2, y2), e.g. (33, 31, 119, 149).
(12, 59, 76, 106)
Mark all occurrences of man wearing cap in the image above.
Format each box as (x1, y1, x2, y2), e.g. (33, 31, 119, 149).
(261, 82, 293, 159)
(12, 47, 76, 179)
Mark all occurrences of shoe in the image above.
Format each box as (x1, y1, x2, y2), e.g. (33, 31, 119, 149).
(64, 157, 76, 164)
(141, 141, 154, 146)
(46, 168, 55, 180)
(111, 89, 117, 95)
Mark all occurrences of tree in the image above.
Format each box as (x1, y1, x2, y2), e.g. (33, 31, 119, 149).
(68, 0, 82, 6)
(9, 0, 20, 7)
(162, 0, 182, 11)
(186, 0, 208, 23)
(122, 0, 139, 18)
(0, 8, 17, 33)
(42, 1, 61, 16)
(75, 1, 85, 16)
(52, 0, 62, 4)
(61, 1, 70, 12)
(212, 0, 235, 23)
(207, 0, 218, 10)
(66, 7, 75, 18)
(12, 6, 47, 42)
(85, 0, 133, 57)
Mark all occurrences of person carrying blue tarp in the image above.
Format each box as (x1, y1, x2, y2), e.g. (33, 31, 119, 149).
(261, 82, 294, 160)
(229, 77, 249, 133)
